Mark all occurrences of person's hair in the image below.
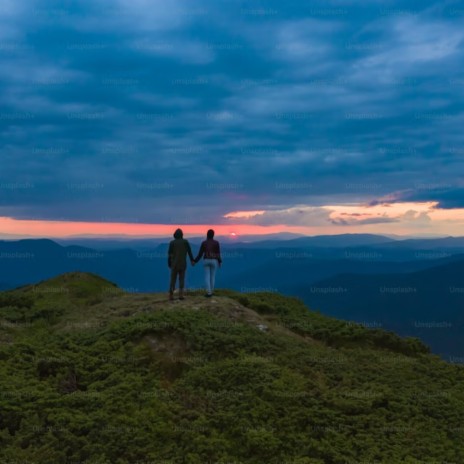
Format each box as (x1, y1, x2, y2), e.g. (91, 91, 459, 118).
(173, 228, 183, 239)
(207, 229, 214, 239)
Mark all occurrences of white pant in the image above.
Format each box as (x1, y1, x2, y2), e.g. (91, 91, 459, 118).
(203, 259, 218, 294)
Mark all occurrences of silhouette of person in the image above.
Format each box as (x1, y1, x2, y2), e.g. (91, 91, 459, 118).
(168, 228, 195, 300)
(194, 229, 222, 297)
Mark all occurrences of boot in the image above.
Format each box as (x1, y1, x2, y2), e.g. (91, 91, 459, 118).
(169, 290, 174, 301)
(179, 288, 185, 300)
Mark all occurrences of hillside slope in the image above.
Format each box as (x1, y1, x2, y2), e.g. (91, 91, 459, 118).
(0, 272, 463, 463)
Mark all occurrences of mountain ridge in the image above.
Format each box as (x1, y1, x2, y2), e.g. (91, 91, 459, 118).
(302, 259, 464, 359)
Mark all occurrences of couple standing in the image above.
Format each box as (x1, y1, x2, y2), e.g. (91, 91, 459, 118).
(168, 228, 222, 300)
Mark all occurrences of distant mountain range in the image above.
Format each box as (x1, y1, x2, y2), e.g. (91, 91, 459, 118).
(53, 233, 464, 251)
(219, 233, 396, 249)
(0, 235, 461, 293)
(1, 234, 463, 359)
(301, 259, 464, 360)
(364, 236, 464, 250)
(53, 232, 306, 249)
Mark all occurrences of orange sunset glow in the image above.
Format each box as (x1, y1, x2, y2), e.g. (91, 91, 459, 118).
(0, 216, 292, 238)
(2, 201, 464, 239)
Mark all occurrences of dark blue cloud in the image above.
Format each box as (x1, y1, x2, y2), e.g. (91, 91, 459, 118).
(0, 0, 463, 224)
(397, 187, 464, 209)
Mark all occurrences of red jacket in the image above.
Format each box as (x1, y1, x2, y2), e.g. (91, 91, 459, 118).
(194, 239, 222, 264)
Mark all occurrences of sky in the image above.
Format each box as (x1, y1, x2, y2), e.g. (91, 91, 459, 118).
(0, 0, 464, 238)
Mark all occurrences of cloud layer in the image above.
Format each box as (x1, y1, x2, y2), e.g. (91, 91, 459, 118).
(0, 0, 463, 235)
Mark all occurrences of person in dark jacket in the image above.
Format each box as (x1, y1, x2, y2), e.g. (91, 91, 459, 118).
(194, 229, 222, 297)
(168, 228, 195, 300)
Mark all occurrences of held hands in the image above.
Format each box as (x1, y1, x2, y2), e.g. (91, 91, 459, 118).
(191, 259, 195, 266)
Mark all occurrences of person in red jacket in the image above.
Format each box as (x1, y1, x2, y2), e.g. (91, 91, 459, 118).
(194, 229, 222, 297)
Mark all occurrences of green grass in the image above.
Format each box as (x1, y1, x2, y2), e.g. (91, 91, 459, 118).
(0, 272, 463, 463)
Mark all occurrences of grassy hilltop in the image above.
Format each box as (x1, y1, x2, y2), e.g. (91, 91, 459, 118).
(0, 272, 463, 463)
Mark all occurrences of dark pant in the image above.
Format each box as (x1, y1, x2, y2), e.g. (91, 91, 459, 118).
(169, 267, 186, 293)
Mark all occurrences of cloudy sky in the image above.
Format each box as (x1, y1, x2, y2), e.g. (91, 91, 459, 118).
(1, 0, 464, 238)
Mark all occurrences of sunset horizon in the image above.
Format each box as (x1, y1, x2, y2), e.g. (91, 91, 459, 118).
(1, 199, 464, 239)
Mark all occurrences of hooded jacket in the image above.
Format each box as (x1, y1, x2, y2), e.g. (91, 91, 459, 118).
(168, 229, 194, 270)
